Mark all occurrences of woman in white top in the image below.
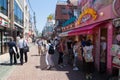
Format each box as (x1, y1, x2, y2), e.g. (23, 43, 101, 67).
(45, 40, 54, 70)
(83, 39, 94, 80)
(73, 41, 79, 71)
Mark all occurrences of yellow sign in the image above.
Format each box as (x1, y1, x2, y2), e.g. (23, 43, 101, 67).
(77, 8, 97, 25)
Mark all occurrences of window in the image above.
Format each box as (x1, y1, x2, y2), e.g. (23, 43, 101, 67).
(61, 7, 67, 15)
(14, 1, 23, 26)
(0, 0, 8, 16)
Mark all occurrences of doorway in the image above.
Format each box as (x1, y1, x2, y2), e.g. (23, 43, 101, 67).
(100, 28, 107, 73)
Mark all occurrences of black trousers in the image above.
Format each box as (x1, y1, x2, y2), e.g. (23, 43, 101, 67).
(84, 62, 94, 74)
(9, 52, 17, 64)
(20, 48, 28, 64)
(58, 52, 63, 65)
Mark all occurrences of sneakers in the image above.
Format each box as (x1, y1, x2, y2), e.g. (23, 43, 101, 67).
(46, 66, 51, 70)
(85, 74, 92, 80)
(73, 67, 79, 71)
(58, 65, 63, 68)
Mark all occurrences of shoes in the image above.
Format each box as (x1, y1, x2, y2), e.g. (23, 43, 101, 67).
(46, 66, 51, 70)
(10, 63, 13, 65)
(20, 63, 23, 65)
(73, 67, 79, 71)
(63, 64, 67, 67)
(14, 62, 17, 64)
(85, 74, 92, 80)
(86, 75, 89, 80)
(51, 65, 54, 68)
(58, 65, 63, 68)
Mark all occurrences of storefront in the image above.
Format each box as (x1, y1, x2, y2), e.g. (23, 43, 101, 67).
(111, 18, 120, 77)
(60, 3, 118, 74)
(0, 17, 10, 55)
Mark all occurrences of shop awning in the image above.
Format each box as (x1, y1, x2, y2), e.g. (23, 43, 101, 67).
(59, 31, 71, 37)
(68, 22, 102, 36)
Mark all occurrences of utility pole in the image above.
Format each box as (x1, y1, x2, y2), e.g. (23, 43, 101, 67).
(32, 12, 36, 41)
(9, 0, 14, 38)
(33, 12, 36, 28)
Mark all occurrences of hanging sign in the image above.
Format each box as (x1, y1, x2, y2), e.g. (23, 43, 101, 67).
(0, 17, 8, 27)
(77, 8, 97, 25)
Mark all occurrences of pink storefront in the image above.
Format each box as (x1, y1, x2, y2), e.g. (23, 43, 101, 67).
(63, 3, 118, 74)
(60, 0, 120, 75)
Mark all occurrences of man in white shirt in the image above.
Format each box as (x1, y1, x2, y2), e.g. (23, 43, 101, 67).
(18, 35, 28, 65)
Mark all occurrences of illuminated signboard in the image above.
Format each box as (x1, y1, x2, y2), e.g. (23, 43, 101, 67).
(77, 8, 97, 25)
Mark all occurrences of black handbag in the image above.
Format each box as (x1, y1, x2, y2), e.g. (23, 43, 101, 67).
(23, 46, 29, 52)
(23, 40, 29, 53)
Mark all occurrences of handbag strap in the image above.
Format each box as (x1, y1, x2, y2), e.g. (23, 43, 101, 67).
(23, 40, 28, 47)
(23, 40, 25, 47)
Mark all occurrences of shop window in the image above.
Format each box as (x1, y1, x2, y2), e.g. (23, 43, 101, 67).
(61, 7, 67, 15)
(0, 0, 8, 16)
(14, 1, 23, 26)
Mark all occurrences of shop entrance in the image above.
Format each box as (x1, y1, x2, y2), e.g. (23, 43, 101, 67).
(100, 28, 107, 73)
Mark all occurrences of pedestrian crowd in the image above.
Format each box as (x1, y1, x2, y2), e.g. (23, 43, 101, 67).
(35, 36, 95, 80)
(8, 35, 29, 65)
(7, 35, 95, 80)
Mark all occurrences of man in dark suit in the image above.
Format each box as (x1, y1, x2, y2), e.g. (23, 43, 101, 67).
(8, 37, 17, 65)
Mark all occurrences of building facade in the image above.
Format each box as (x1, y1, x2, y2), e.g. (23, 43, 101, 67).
(0, 0, 31, 55)
(55, 1, 70, 35)
(0, 0, 10, 54)
(59, 0, 120, 75)
(42, 14, 55, 39)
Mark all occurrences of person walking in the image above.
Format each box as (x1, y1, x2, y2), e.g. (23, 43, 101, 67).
(18, 35, 28, 65)
(57, 39, 64, 68)
(45, 40, 54, 70)
(72, 41, 79, 71)
(8, 37, 18, 65)
(37, 38, 43, 55)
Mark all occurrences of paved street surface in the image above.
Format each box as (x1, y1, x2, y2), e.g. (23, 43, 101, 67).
(0, 43, 108, 80)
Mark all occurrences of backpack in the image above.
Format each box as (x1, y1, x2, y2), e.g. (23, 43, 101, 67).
(48, 44, 54, 54)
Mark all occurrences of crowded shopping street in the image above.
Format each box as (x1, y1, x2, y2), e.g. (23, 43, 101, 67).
(0, 43, 109, 80)
(0, 0, 120, 80)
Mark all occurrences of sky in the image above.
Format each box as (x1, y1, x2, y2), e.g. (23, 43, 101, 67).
(29, 0, 58, 33)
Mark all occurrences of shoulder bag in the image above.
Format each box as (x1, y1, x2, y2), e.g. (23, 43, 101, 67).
(23, 40, 29, 53)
